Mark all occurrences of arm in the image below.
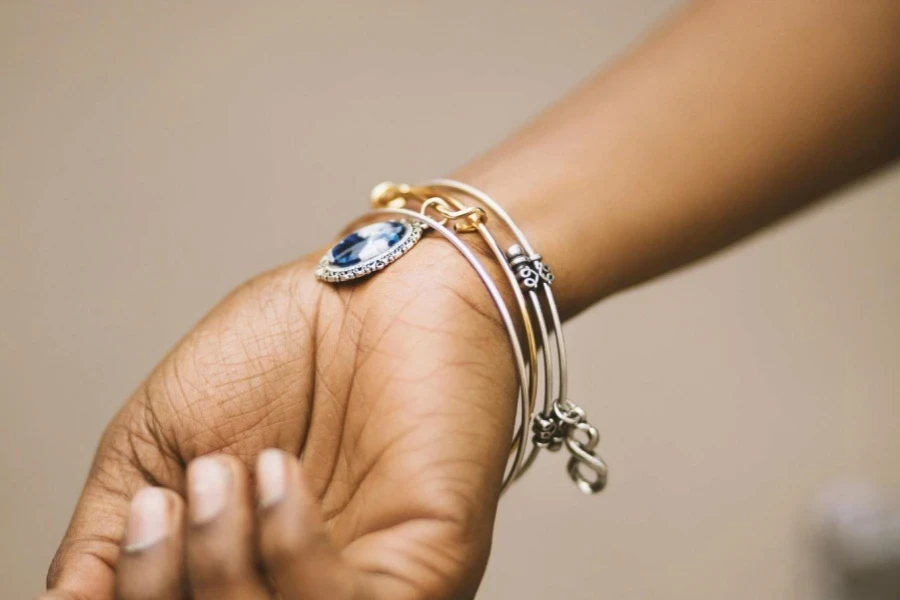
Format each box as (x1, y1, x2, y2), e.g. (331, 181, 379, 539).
(46, 1, 900, 599)
(457, 0, 900, 318)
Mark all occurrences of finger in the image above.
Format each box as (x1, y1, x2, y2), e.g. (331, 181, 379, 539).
(185, 455, 269, 600)
(256, 449, 362, 600)
(114, 487, 186, 600)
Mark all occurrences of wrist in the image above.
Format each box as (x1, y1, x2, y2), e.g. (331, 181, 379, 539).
(449, 164, 618, 320)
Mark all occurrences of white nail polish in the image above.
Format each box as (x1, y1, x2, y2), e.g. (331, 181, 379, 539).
(124, 487, 170, 552)
(257, 449, 286, 508)
(188, 457, 231, 524)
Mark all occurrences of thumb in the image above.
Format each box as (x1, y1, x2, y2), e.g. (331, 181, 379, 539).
(44, 475, 124, 600)
(45, 413, 182, 600)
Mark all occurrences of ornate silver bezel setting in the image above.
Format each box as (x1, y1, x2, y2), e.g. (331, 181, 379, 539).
(315, 219, 425, 283)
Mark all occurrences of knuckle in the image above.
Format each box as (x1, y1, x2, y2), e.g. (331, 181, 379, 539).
(188, 541, 251, 589)
(259, 529, 303, 571)
(115, 579, 169, 600)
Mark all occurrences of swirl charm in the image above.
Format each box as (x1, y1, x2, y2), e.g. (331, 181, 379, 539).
(532, 400, 608, 494)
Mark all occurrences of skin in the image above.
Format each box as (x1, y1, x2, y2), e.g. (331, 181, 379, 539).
(43, 1, 900, 598)
(44, 238, 518, 600)
(460, 0, 900, 318)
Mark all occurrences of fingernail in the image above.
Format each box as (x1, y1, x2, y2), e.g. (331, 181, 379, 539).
(188, 457, 231, 524)
(124, 487, 171, 552)
(257, 449, 286, 508)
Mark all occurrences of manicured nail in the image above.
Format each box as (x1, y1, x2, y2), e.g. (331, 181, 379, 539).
(188, 457, 231, 524)
(124, 487, 171, 552)
(257, 449, 286, 508)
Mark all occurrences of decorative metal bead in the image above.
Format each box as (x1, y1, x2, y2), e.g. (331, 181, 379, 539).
(535, 260, 555, 285)
(532, 414, 565, 451)
(506, 244, 554, 291)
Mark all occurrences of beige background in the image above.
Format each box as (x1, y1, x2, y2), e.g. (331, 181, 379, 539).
(2, 2, 899, 598)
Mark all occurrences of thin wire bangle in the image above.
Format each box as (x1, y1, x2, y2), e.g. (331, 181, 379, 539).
(416, 179, 607, 493)
(371, 206, 532, 492)
(353, 180, 607, 494)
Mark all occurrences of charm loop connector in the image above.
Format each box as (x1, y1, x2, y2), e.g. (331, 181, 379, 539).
(419, 197, 487, 233)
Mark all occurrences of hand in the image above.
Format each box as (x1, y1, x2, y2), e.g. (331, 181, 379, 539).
(115, 448, 495, 599)
(43, 234, 517, 600)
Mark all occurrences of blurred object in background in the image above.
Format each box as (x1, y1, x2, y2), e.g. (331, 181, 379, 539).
(812, 482, 900, 600)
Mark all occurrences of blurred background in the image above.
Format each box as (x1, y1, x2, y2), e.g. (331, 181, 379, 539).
(2, 1, 899, 598)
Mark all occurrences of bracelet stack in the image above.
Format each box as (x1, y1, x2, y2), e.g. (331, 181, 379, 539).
(315, 179, 607, 495)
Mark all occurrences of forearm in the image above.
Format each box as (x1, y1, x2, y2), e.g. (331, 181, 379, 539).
(455, 0, 900, 318)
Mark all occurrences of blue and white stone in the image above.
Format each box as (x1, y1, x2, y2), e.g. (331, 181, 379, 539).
(316, 219, 424, 282)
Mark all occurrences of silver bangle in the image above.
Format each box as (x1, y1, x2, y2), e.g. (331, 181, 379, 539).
(315, 179, 607, 495)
